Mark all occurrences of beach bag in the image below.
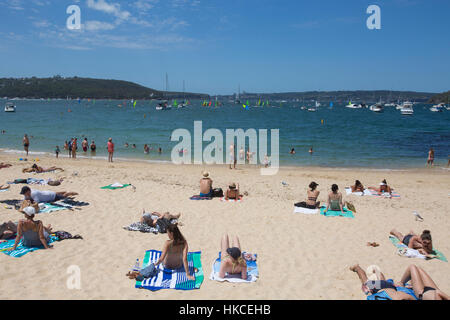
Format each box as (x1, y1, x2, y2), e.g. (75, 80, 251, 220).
(212, 188, 223, 198)
(346, 201, 356, 213)
(156, 218, 171, 233)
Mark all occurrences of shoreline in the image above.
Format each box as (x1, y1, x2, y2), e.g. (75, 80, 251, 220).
(1, 148, 448, 172)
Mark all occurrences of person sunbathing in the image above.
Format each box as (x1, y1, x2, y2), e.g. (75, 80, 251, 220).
(295, 181, 320, 209)
(325, 184, 344, 213)
(0, 163, 12, 169)
(219, 234, 247, 280)
(390, 229, 434, 255)
(127, 224, 195, 281)
(20, 186, 78, 204)
(22, 164, 64, 173)
(351, 180, 365, 193)
(8, 207, 53, 250)
(369, 179, 392, 195)
(199, 171, 213, 197)
(350, 264, 449, 300)
(225, 182, 240, 200)
(140, 210, 180, 231)
(0, 185, 10, 191)
(0, 221, 17, 240)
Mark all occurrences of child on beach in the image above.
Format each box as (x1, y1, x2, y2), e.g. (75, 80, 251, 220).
(55, 146, 60, 158)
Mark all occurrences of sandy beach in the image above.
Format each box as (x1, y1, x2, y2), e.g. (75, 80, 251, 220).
(0, 152, 449, 300)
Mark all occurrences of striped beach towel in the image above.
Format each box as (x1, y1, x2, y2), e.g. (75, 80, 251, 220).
(389, 236, 447, 262)
(0, 235, 58, 258)
(135, 250, 204, 291)
(220, 196, 243, 203)
(210, 252, 258, 283)
(39, 202, 73, 214)
(320, 206, 355, 218)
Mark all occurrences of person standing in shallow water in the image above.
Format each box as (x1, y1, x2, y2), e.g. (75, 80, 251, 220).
(72, 138, 77, 159)
(107, 138, 114, 163)
(23, 134, 30, 156)
(426, 148, 434, 167)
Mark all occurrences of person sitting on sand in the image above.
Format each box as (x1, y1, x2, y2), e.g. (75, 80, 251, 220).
(390, 229, 435, 256)
(140, 210, 180, 232)
(219, 234, 247, 280)
(295, 181, 320, 209)
(199, 171, 213, 197)
(369, 179, 392, 195)
(9, 207, 53, 250)
(325, 184, 344, 213)
(126, 224, 195, 281)
(225, 182, 240, 200)
(22, 164, 64, 173)
(0, 163, 12, 169)
(0, 221, 17, 240)
(351, 180, 365, 193)
(20, 186, 78, 204)
(350, 264, 449, 300)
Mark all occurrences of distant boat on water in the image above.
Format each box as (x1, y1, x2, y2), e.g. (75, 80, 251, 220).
(346, 102, 363, 109)
(4, 102, 16, 112)
(400, 101, 414, 115)
(430, 103, 445, 112)
(369, 103, 384, 113)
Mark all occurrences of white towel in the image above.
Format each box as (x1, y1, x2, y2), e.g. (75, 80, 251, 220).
(345, 188, 372, 196)
(293, 206, 319, 215)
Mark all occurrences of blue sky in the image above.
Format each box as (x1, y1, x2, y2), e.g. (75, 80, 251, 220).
(0, 0, 449, 95)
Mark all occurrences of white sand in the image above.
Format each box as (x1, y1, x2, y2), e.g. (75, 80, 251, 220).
(0, 153, 449, 300)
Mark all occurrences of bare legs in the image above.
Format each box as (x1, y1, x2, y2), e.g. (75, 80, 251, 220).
(221, 234, 241, 258)
(57, 192, 78, 198)
(390, 229, 404, 241)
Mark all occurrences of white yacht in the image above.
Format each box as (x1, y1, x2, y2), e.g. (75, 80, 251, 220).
(307, 107, 317, 112)
(4, 102, 16, 112)
(384, 102, 396, 107)
(400, 102, 414, 115)
(369, 103, 383, 113)
(345, 102, 363, 109)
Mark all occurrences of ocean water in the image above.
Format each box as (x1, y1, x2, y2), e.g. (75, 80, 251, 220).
(0, 99, 449, 169)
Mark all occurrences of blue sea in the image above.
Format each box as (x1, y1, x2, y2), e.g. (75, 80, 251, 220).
(0, 98, 449, 169)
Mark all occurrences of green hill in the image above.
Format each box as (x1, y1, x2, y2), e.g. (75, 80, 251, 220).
(0, 76, 209, 100)
(428, 91, 450, 103)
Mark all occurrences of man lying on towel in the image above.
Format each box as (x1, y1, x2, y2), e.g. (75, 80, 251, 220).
(20, 186, 78, 204)
(140, 210, 180, 233)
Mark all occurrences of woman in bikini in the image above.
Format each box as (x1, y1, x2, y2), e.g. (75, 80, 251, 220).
(225, 182, 240, 200)
(325, 184, 344, 213)
(8, 207, 53, 250)
(295, 181, 320, 209)
(219, 234, 247, 280)
(22, 164, 64, 173)
(127, 224, 195, 281)
(350, 264, 449, 300)
(23, 134, 30, 156)
(390, 229, 434, 255)
(426, 147, 435, 167)
(0, 163, 12, 169)
(140, 210, 181, 228)
(369, 179, 392, 195)
(351, 180, 365, 193)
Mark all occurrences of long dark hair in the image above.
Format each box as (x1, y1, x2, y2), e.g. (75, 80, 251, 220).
(331, 184, 339, 193)
(355, 180, 362, 187)
(421, 230, 432, 241)
(167, 224, 186, 246)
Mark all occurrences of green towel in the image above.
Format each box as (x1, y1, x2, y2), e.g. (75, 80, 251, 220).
(320, 206, 354, 218)
(101, 184, 131, 190)
(389, 236, 447, 262)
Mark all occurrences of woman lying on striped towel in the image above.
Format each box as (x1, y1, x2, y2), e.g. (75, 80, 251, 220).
(350, 264, 449, 300)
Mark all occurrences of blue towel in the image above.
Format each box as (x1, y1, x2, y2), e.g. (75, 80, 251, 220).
(320, 206, 355, 218)
(210, 252, 259, 282)
(0, 235, 58, 258)
(135, 250, 204, 291)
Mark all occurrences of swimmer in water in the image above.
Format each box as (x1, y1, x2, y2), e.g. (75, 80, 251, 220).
(82, 138, 88, 153)
(144, 144, 150, 154)
(309, 147, 313, 154)
(290, 148, 296, 154)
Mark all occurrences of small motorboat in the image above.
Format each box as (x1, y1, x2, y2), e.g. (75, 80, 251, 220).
(369, 103, 384, 113)
(4, 102, 16, 112)
(400, 102, 414, 115)
(430, 103, 444, 112)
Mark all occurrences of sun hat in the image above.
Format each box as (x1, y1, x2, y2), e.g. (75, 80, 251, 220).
(229, 182, 236, 189)
(23, 206, 36, 217)
(202, 171, 210, 178)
